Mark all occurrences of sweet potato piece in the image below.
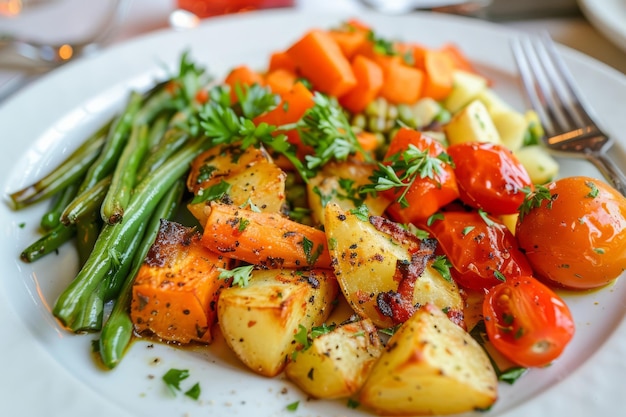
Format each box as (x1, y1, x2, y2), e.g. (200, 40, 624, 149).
(130, 219, 230, 344)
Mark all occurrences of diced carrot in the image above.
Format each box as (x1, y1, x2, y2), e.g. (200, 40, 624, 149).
(286, 29, 357, 97)
(264, 68, 298, 96)
(254, 81, 314, 127)
(268, 51, 297, 73)
(344, 18, 371, 32)
(339, 54, 384, 114)
(409, 43, 428, 69)
(130, 220, 231, 344)
(224, 65, 265, 103)
(421, 49, 455, 101)
(382, 128, 459, 223)
(378, 56, 424, 104)
(328, 29, 369, 60)
(201, 203, 333, 269)
(353, 130, 380, 161)
(440, 43, 477, 74)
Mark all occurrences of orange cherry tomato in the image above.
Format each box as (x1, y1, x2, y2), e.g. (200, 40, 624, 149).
(382, 128, 459, 223)
(516, 176, 626, 289)
(447, 142, 533, 215)
(483, 276, 575, 368)
(422, 210, 533, 290)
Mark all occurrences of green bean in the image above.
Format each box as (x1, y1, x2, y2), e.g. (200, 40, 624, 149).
(77, 91, 143, 194)
(75, 212, 102, 267)
(53, 137, 211, 332)
(99, 178, 186, 369)
(20, 223, 76, 263)
(60, 175, 112, 226)
(100, 124, 149, 224)
(136, 127, 190, 183)
(146, 113, 172, 150)
(9, 124, 108, 210)
(40, 180, 81, 231)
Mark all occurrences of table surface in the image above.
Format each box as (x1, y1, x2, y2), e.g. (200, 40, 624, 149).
(1, 0, 625, 100)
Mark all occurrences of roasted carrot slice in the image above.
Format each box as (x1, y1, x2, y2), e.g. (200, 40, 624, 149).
(264, 68, 298, 96)
(201, 202, 333, 269)
(268, 50, 297, 73)
(286, 29, 357, 97)
(224, 65, 265, 102)
(339, 54, 384, 114)
(130, 220, 230, 344)
(378, 56, 424, 104)
(421, 48, 455, 101)
(440, 43, 478, 74)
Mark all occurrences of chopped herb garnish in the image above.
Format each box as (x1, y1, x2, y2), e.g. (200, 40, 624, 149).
(218, 264, 254, 287)
(347, 398, 360, 409)
(349, 204, 370, 222)
(478, 209, 496, 226)
(238, 217, 250, 232)
(585, 180, 599, 198)
(426, 212, 445, 226)
(162, 368, 190, 396)
(518, 185, 553, 221)
(432, 255, 453, 282)
(184, 382, 201, 400)
(462, 225, 475, 235)
(191, 179, 232, 204)
(286, 401, 300, 411)
(494, 270, 506, 282)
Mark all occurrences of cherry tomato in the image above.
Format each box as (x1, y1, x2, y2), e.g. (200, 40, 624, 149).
(447, 142, 533, 215)
(516, 176, 626, 289)
(422, 210, 533, 290)
(382, 128, 459, 223)
(483, 276, 575, 368)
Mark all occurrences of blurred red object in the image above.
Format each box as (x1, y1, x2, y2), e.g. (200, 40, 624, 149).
(177, 0, 294, 18)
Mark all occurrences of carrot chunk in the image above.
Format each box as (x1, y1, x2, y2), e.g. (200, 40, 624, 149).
(286, 29, 357, 97)
(268, 50, 297, 73)
(264, 68, 298, 96)
(224, 65, 265, 102)
(339, 54, 384, 114)
(378, 56, 424, 104)
(130, 220, 230, 344)
(201, 203, 333, 269)
(329, 29, 369, 60)
(421, 49, 455, 101)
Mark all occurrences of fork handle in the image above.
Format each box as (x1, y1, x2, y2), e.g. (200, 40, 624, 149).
(586, 152, 626, 196)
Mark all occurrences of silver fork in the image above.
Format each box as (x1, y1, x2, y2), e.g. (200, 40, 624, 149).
(511, 33, 626, 196)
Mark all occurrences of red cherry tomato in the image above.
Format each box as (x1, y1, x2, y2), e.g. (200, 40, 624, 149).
(516, 176, 626, 289)
(382, 128, 459, 223)
(447, 142, 533, 215)
(483, 276, 575, 368)
(422, 210, 533, 290)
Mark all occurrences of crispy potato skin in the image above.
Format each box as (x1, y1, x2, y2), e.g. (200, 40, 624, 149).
(359, 305, 498, 415)
(130, 220, 230, 344)
(217, 269, 339, 377)
(324, 203, 464, 329)
(285, 318, 383, 399)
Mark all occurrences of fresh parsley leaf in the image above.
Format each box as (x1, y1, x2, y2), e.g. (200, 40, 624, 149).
(585, 180, 599, 198)
(347, 398, 360, 409)
(286, 401, 300, 411)
(219, 265, 254, 287)
(162, 368, 190, 395)
(349, 204, 370, 222)
(478, 209, 496, 226)
(498, 366, 527, 384)
(518, 185, 553, 221)
(191, 179, 231, 204)
(184, 382, 201, 400)
(426, 212, 445, 226)
(294, 324, 311, 349)
(432, 255, 453, 282)
(494, 270, 506, 282)
(310, 323, 336, 339)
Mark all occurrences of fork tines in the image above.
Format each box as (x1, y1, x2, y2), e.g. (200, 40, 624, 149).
(510, 33, 604, 142)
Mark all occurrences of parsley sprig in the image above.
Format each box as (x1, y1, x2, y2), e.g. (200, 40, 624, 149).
(361, 144, 453, 207)
(197, 85, 365, 181)
(518, 185, 553, 221)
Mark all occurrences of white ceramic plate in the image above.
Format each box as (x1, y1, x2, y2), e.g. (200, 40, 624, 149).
(578, 0, 626, 53)
(1, 10, 625, 417)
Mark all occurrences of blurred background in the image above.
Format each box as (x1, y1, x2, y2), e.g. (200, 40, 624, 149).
(0, 0, 624, 100)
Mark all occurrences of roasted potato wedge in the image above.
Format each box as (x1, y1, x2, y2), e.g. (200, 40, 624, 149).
(130, 220, 230, 344)
(187, 144, 287, 226)
(359, 305, 498, 415)
(217, 268, 339, 377)
(324, 203, 464, 329)
(306, 161, 391, 226)
(285, 318, 383, 399)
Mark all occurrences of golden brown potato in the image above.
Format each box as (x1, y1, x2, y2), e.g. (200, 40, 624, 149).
(306, 161, 391, 226)
(217, 268, 339, 377)
(187, 144, 287, 226)
(359, 305, 498, 416)
(324, 203, 464, 329)
(285, 318, 383, 399)
(130, 220, 230, 344)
